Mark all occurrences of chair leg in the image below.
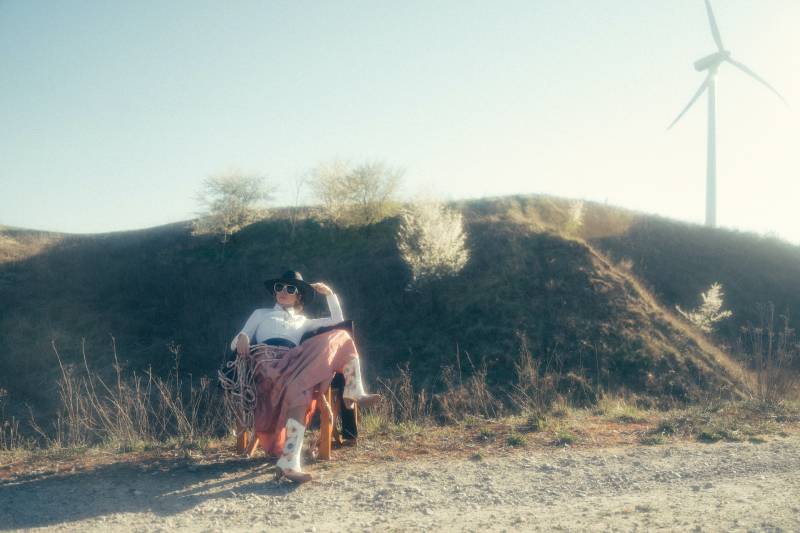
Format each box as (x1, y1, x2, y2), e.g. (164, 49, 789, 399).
(331, 392, 343, 446)
(245, 433, 260, 457)
(235, 423, 248, 454)
(319, 388, 333, 460)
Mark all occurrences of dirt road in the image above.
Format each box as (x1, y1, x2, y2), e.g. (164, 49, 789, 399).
(2, 432, 799, 532)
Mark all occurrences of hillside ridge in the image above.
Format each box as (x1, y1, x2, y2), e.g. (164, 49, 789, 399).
(2, 194, 796, 421)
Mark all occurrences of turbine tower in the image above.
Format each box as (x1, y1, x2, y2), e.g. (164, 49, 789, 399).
(667, 0, 787, 228)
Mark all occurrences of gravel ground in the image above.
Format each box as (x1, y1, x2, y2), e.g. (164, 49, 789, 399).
(2, 431, 799, 532)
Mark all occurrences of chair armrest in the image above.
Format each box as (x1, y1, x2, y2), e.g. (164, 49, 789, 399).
(299, 320, 355, 345)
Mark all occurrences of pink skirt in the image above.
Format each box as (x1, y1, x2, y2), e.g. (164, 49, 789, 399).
(251, 328, 360, 456)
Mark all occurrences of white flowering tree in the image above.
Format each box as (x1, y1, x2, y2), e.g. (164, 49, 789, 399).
(675, 282, 733, 333)
(192, 172, 276, 244)
(396, 200, 470, 289)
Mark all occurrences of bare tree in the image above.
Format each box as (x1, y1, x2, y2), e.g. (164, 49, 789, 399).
(396, 199, 470, 289)
(309, 159, 403, 226)
(564, 199, 585, 236)
(308, 159, 351, 225)
(676, 282, 733, 333)
(346, 161, 403, 225)
(192, 172, 276, 244)
(288, 171, 310, 239)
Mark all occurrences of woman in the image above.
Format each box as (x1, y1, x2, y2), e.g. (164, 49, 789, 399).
(229, 270, 380, 483)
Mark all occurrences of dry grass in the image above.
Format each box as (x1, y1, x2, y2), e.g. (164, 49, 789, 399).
(593, 393, 649, 424)
(739, 303, 800, 404)
(470, 195, 638, 242)
(22, 340, 228, 452)
(643, 398, 800, 444)
(0, 230, 63, 264)
(372, 334, 578, 429)
(356, 398, 800, 460)
(3, 391, 799, 483)
(4, 323, 796, 465)
(345, 368, 800, 467)
(314, 394, 800, 472)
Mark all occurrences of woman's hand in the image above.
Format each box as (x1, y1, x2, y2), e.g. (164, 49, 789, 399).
(310, 282, 333, 295)
(235, 333, 250, 357)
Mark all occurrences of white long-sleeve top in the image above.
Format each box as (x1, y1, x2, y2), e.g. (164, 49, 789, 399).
(230, 293, 344, 350)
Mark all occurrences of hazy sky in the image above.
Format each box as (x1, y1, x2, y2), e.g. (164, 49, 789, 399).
(1, 1, 798, 242)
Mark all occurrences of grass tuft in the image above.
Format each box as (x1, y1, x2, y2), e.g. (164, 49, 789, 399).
(596, 394, 649, 424)
(552, 429, 577, 446)
(476, 429, 496, 443)
(505, 432, 527, 447)
(639, 434, 665, 445)
(522, 412, 548, 433)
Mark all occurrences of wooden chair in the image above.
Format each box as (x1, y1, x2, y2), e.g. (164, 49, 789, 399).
(318, 381, 359, 460)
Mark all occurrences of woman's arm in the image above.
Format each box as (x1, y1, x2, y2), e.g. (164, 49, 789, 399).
(323, 292, 344, 322)
(304, 283, 345, 331)
(230, 309, 264, 352)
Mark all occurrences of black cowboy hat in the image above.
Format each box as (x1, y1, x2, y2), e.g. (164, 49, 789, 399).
(264, 270, 316, 304)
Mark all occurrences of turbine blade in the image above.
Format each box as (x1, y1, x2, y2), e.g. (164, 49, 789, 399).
(704, 0, 725, 51)
(726, 58, 789, 105)
(667, 74, 712, 130)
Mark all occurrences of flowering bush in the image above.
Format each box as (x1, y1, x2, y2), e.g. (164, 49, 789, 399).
(676, 282, 733, 333)
(396, 200, 469, 289)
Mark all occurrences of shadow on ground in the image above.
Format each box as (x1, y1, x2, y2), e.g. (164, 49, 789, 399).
(0, 455, 303, 530)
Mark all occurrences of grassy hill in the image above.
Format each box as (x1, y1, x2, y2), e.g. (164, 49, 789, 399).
(2, 195, 798, 425)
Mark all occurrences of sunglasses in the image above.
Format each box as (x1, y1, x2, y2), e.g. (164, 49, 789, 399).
(274, 282, 299, 295)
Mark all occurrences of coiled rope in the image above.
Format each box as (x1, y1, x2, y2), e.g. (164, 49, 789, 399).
(217, 344, 290, 432)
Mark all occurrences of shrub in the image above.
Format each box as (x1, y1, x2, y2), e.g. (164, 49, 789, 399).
(675, 282, 733, 333)
(396, 199, 469, 289)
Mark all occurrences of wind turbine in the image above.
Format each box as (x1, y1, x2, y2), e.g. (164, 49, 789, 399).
(667, 0, 787, 228)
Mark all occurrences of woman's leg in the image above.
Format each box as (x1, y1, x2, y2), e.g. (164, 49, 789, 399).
(275, 405, 312, 482)
(341, 358, 381, 409)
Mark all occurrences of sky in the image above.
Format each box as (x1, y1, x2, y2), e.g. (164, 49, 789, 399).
(1, 0, 798, 242)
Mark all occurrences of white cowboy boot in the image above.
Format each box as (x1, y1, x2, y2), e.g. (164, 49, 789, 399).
(342, 358, 381, 409)
(276, 418, 311, 483)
